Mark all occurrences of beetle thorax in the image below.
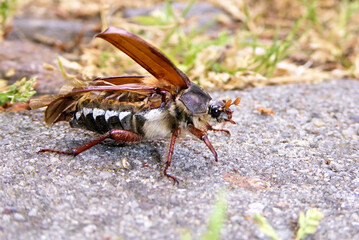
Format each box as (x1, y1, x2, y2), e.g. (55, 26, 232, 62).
(170, 97, 208, 132)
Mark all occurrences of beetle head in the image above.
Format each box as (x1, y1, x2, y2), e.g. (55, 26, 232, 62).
(178, 83, 240, 124)
(208, 97, 241, 124)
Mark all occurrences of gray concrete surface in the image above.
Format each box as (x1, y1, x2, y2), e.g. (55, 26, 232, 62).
(0, 79, 359, 239)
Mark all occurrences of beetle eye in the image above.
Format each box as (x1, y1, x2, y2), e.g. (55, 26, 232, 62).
(211, 108, 221, 118)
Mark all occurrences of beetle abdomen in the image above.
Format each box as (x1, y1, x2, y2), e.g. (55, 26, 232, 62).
(69, 107, 146, 135)
(68, 104, 176, 139)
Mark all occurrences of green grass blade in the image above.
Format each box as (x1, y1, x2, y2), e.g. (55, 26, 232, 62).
(253, 214, 281, 240)
(200, 194, 227, 240)
(296, 209, 323, 240)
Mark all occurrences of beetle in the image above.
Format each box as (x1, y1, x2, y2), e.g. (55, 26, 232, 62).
(31, 27, 240, 184)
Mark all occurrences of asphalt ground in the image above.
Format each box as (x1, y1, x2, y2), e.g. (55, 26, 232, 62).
(0, 79, 358, 239)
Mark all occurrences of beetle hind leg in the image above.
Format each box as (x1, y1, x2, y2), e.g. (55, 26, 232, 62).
(39, 129, 142, 156)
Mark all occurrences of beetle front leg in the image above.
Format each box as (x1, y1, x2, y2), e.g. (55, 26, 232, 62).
(188, 125, 218, 162)
(206, 122, 231, 136)
(39, 129, 142, 156)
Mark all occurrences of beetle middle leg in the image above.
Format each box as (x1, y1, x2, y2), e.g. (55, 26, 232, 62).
(164, 128, 180, 185)
(39, 129, 141, 156)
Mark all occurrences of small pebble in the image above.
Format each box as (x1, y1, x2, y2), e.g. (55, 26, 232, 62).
(14, 213, 26, 222)
(28, 208, 37, 217)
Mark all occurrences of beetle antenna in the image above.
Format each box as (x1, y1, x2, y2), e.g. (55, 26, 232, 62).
(223, 100, 232, 110)
(223, 97, 241, 110)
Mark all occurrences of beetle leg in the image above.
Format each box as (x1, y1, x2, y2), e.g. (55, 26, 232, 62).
(164, 129, 180, 185)
(206, 122, 231, 136)
(39, 129, 141, 156)
(188, 125, 218, 162)
(153, 87, 169, 107)
(109, 129, 142, 142)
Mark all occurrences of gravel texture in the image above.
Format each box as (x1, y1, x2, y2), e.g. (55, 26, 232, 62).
(0, 79, 359, 239)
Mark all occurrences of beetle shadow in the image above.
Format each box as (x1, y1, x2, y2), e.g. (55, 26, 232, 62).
(101, 138, 163, 164)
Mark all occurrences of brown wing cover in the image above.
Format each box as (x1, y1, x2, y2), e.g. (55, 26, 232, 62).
(91, 76, 148, 86)
(96, 27, 191, 92)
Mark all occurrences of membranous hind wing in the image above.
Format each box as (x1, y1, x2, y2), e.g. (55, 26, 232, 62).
(96, 27, 191, 94)
(44, 96, 77, 125)
(42, 81, 166, 125)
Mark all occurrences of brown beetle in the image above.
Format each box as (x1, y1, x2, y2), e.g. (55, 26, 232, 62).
(31, 27, 240, 184)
